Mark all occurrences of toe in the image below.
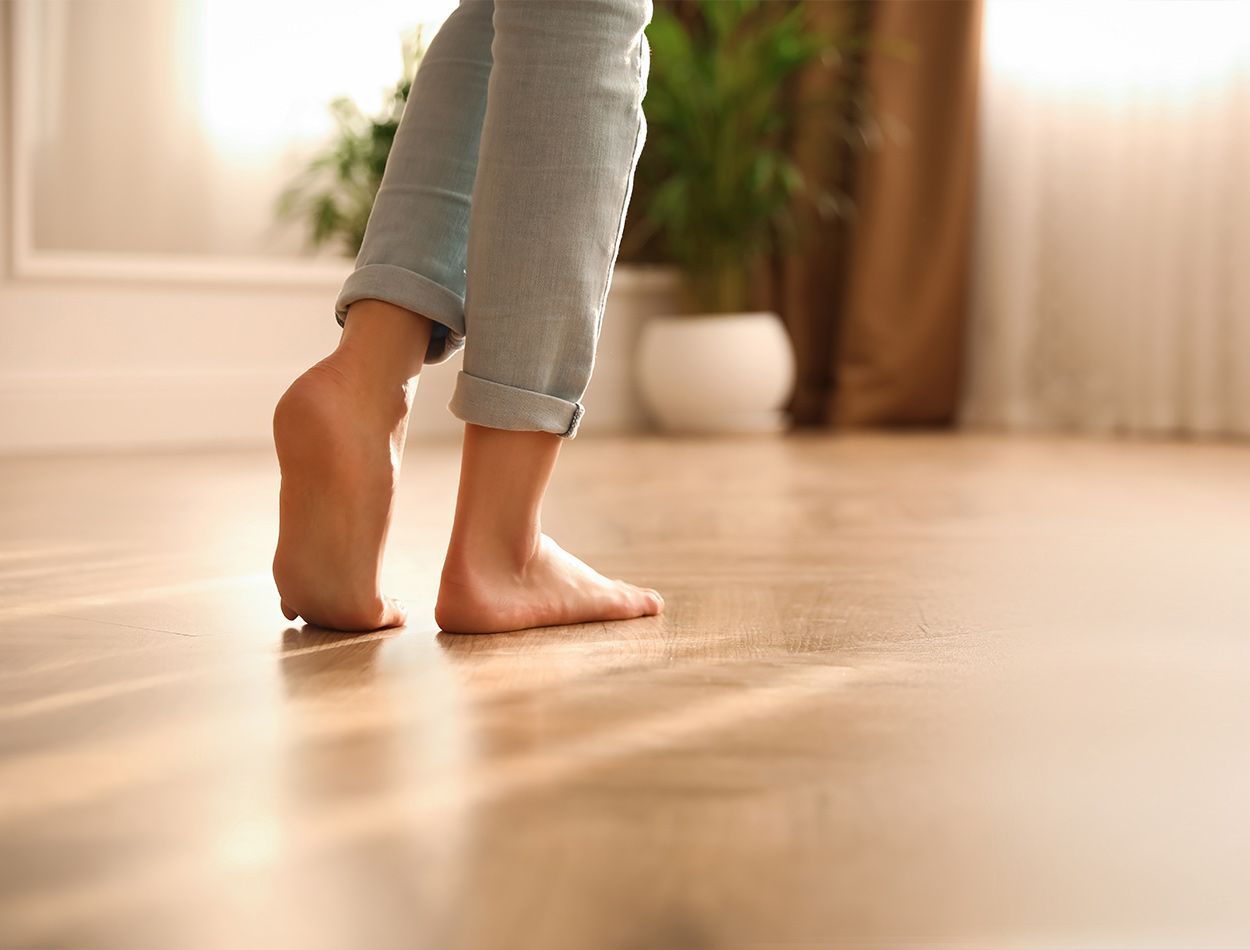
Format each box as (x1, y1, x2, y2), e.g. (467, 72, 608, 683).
(380, 597, 408, 629)
(619, 582, 662, 617)
(281, 601, 299, 621)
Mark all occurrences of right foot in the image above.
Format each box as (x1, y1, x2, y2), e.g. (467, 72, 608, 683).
(272, 355, 412, 632)
(435, 534, 664, 634)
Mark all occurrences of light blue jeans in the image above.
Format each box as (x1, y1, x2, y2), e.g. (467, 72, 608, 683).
(335, 0, 652, 438)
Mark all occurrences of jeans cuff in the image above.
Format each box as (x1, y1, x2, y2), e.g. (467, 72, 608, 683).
(335, 264, 467, 365)
(449, 371, 585, 438)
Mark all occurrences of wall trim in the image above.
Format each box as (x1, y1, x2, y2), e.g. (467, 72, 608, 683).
(0, 369, 304, 454)
(0, 266, 683, 454)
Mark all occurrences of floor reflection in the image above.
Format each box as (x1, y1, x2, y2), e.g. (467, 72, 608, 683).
(279, 625, 392, 697)
(270, 622, 477, 949)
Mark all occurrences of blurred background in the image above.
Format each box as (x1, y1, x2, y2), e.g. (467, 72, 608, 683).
(1, 0, 1248, 451)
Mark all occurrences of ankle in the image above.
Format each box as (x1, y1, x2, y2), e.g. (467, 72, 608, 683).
(444, 521, 542, 579)
(338, 299, 432, 386)
(287, 354, 412, 436)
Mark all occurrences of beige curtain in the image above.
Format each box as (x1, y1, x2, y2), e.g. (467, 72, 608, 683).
(962, 1, 1250, 437)
(782, 0, 982, 427)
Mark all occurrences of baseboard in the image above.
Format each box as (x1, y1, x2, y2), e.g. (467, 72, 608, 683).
(0, 266, 681, 453)
(0, 369, 299, 453)
(0, 353, 653, 455)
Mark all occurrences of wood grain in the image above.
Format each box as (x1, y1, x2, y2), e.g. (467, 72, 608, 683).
(1, 434, 1248, 949)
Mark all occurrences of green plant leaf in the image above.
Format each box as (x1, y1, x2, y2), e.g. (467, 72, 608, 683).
(630, 0, 873, 311)
(274, 31, 427, 256)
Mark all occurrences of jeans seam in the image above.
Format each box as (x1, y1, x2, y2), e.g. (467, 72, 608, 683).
(562, 403, 586, 439)
(591, 26, 648, 344)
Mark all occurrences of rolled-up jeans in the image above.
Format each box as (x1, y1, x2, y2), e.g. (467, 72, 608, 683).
(334, 0, 651, 439)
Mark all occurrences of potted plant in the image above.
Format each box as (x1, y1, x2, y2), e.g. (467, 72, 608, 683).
(276, 35, 425, 255)
(629, 0, 861, 434)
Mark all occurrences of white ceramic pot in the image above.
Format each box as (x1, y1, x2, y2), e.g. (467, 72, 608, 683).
(635, 312, 796, 434)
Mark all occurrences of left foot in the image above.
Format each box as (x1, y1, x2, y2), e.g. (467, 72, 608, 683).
(272, 300, 430, 631)
(272, 356, 409, 631)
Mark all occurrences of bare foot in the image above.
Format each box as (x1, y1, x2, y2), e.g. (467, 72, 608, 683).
(433, 424, 663, 634)
(436, 534, 663, 634)
(272, 301, 430, 631)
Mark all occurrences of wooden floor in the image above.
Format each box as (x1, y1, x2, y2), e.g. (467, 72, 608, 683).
(2, 433, 1249, 949)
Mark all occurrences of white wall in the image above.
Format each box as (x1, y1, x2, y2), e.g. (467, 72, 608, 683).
(0, 262, 676, 454)
(0, 7, 679, 454)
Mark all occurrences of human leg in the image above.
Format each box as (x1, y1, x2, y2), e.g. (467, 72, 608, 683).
(435, 0, 662, 633)
(274, 1, 494, 630)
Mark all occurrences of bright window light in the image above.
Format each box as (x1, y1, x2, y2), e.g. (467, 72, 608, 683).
(190, 0, 457, 157)
(984, 0, 1250, 96)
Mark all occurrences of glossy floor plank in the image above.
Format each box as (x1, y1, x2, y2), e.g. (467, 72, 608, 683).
(1, 434, 1249, 949)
